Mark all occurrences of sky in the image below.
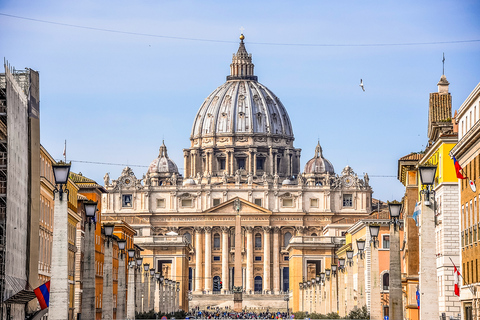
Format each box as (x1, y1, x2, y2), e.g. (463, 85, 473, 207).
(1, 0, 479, 202)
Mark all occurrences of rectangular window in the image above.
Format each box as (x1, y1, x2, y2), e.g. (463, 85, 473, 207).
(181, 199, 193, 207)
(257, 158, 264, 171)
(156, 198, 165, 208)
(219, 158, 226, 170)
(122, 194, 132, 207)
(343, 194, 353, 207)
(282, 198, 293, 207)
(382, 235, 390, 249)
(213, 198, 221, 207)
(255, 256, 262, 261)
(284, 256, 289, 261)
(237, 158, 246, 170)
(254, 198, 262, 207)
(310, 198, 318, 208)
(213, 256, 221, 261)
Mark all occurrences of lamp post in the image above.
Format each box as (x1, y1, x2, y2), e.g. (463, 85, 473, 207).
(154, 273, 161, 313)
(368, 224, 381, 319)
(418, 164, 439, 320)
(387, 201, 403, 320)
(49, 161, 71, 320)
(176, 282, 180, 312)
(136, 256, 144, 313)
(355, 239, 366, 307)
(149, 268, 155, 313)
(126, 248, 136, 319)
(102, 223, 115, 319)
(81, 200, 97, 319)
(284, 293, 289, 317)
(159, 275, 165, 314)
(117, 239, 127, 320)
(143, 263, 150, 312)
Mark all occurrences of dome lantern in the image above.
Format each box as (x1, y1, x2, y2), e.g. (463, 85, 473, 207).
(227, 34, 257, 81)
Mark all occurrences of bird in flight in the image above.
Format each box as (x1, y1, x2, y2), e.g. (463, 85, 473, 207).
(359, 79, 365, 92)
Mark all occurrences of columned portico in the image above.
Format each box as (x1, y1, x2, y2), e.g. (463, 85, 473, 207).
(246, 227, 254, 293)
(263, 226, 271, 293)
(195, 227, 203, 293)
(221, 227, 229, 293)
(204, 227, 212, 292)
(273, 227, 280, 294)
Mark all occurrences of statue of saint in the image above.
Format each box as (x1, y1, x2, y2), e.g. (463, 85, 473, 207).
(247, 173, 253, 185)
(104, 173, 110, 186)
(364, 173, 370, 186)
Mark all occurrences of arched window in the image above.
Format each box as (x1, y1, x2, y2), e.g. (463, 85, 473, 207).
(311, 233, 317, 236)
(255, 233, 262, 249)
(382, 272, 390, 291)
(214, 233, 220, 249)
(284, 232, 292, 247)
(184, 232, 192, 244)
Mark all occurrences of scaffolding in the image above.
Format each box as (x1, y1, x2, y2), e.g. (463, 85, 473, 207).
(0, 73, 7, 318)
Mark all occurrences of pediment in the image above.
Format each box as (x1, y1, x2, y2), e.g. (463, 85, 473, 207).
(204, 197, 272, 215)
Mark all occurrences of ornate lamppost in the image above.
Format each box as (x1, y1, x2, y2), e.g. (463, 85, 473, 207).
(117, 239, 127, 320)
(368, 224, 381, 319)
(135, 255, 144, 313)
(388, 200, 403, 320)
(149, 268, 155, 312)
(418, 164, 439, 320)
(81, 200, 97, 319)
(143, 263, 150, 312)
(49, 161, 71, 320)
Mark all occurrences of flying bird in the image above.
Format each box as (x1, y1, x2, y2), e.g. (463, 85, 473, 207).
(359, 79, 365, 92)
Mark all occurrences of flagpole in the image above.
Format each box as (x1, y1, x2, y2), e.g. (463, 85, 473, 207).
(449, 257, 475, 295)
(64, 140, 66, 162)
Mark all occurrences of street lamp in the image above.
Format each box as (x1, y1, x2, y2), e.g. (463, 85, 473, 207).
(338, 258, 346, 272)
(356, 239, 366, 259)
(49, 161, 71, 320)
(320, 273, 325, 284)
(104, 223, 114, 246)
(418, 164, 437, 206)
(102, 223, 115, 318)
(388, 200, 404, 320)
(283, 294, 290, 317)
(117, 238, 127, 320)
(144, 263, 150, 273)
(346, 250, 354, 267)
(81, 199, 97, 319)
(325, 269, 331, 281)
(331, 264, 337, 277)
(84, 200, 97, 231)
(369, 225, 380, 248)
(388, 201, 403, 231)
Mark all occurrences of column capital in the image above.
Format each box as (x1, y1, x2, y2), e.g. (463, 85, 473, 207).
(204, 226, 212, 233)
(194, 226, 204, 233)
(221, 226, 230, 233)
(262, 226, 272, 233)
(273, 226, 281, 233)
(245, 226, 254, 233)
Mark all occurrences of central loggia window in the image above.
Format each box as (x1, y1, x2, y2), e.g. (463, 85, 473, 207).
(122, 194, 132, 207)
(237, 158, 246, 170)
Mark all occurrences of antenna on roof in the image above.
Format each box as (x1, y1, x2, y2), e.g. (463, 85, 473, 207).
(442, 53, 445, 75)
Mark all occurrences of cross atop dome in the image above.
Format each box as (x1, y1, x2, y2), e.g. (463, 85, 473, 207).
(227, 34, 258, 81)
(314, 141, 323, 158)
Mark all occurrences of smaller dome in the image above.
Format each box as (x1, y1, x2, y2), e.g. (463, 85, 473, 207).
(183, 178, 196, 186)
(282, 178, 295, 185)
(148, 141, 178, 174)
(304, 142, 335, 174)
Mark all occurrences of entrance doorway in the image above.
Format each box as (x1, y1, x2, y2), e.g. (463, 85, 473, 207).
(213, 276, 221, 292)
(254, 276, 262, 293)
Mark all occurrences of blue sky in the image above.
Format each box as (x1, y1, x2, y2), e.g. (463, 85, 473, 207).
(1, 0, 479, 201)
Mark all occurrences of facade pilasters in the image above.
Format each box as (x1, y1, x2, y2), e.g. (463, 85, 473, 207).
(221, 227, 229, 293)
(273, 227, 280, 293)
(263, 226, 271, 292)
(195, 227, 203, 293)
(204, 227, 212, 292)
(246, 227, 254, 293)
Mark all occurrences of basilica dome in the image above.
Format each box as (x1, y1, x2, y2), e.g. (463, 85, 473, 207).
(304, 142, 335, 174)
(191, 35, 293, 140)
(147, 141, 178, 175)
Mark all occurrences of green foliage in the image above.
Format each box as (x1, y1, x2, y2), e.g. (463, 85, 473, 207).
(344, 305, 370, 319)
(293, 311, 340, 319)
(136, 310, 187, 319)
(136, 309, 156, 319)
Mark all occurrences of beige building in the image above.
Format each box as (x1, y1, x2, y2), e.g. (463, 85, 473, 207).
(101, 35, 373, 311)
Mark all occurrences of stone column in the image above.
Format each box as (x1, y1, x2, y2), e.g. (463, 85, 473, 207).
(195, 227, 203, 293)
(263, 226, 271, 293)
(117, 252, 126, 320)
(184, 150, 190, 179)
(149, 274, 155, 312)
(226, 151, 230, 176)
(420, 198, 439, 320)
(49, 195, 69, 320)
(347, 265, 354, 316)
(126, 263, 136, 319)
(253, 152, 257, 177)
(389, 223, 403, 320)
(102, 241, 114, 319)
(171, 283, 175, 313)
(246, 227, 254, 293)
(176, 285, 180, 311)
(81, 224, 96, 319)
(204, 227, 212, 292)
(144, 273, 149, 312)
(136, 267, 142, 313)
(154, 279, 159, 313)
(369, 230, 381, 320)
(209, 150, 213, 174)
(269, 147, 274, 175)
(221, 227, 230, 293)
(273, 227, 280, 294)
(248, 150, 252, 174)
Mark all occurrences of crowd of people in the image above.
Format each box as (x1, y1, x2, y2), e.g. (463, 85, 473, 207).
(187, 308, 291, 319)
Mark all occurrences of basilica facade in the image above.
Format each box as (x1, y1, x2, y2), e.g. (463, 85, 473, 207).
(101, 35, 373, 311)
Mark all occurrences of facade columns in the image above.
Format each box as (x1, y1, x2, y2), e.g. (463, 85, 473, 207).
(183, 151, 189, 179)
(369, 228, 381, 320)
(204, 227, 212, 292)
(248, 150, 252, 174)
(269, 147, 274, 175)
(149, 274, 155, 312)
(273, 227, 280, 294)
(154, 279, 159, 312)
(81, 225, 95, 319)
(221, 227, 230, 293)
(194, 227, 203, 293)
(253, 152, 257, 176)
(102, 241, 114, 319)
(136, 267, 142, 313)
(263, 226, 271, 292)
(357, 254, 365, 308)
(159, 280, 164, 313)
(246, 227, 254, 293)
(226, 151, 230, 176)
(389, 223, 403, 320)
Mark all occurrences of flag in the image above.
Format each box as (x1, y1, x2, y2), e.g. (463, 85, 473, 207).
(34, 281, 50, 310)
(469, 180, 476, 192)
(416, 288, 420, 308)
(454, 265, 460, 296)
(412, 202, 421, 227)
(453, 156, 467, 179)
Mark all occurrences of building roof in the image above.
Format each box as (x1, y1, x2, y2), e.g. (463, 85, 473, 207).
(69, 171, 107, 193)
(399, 153, 423, 161)
(304, 141, 335, 174)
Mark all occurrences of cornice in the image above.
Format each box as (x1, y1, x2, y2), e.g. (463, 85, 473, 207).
(456, 82, 480, 119)
(451, 120, 480, 159)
